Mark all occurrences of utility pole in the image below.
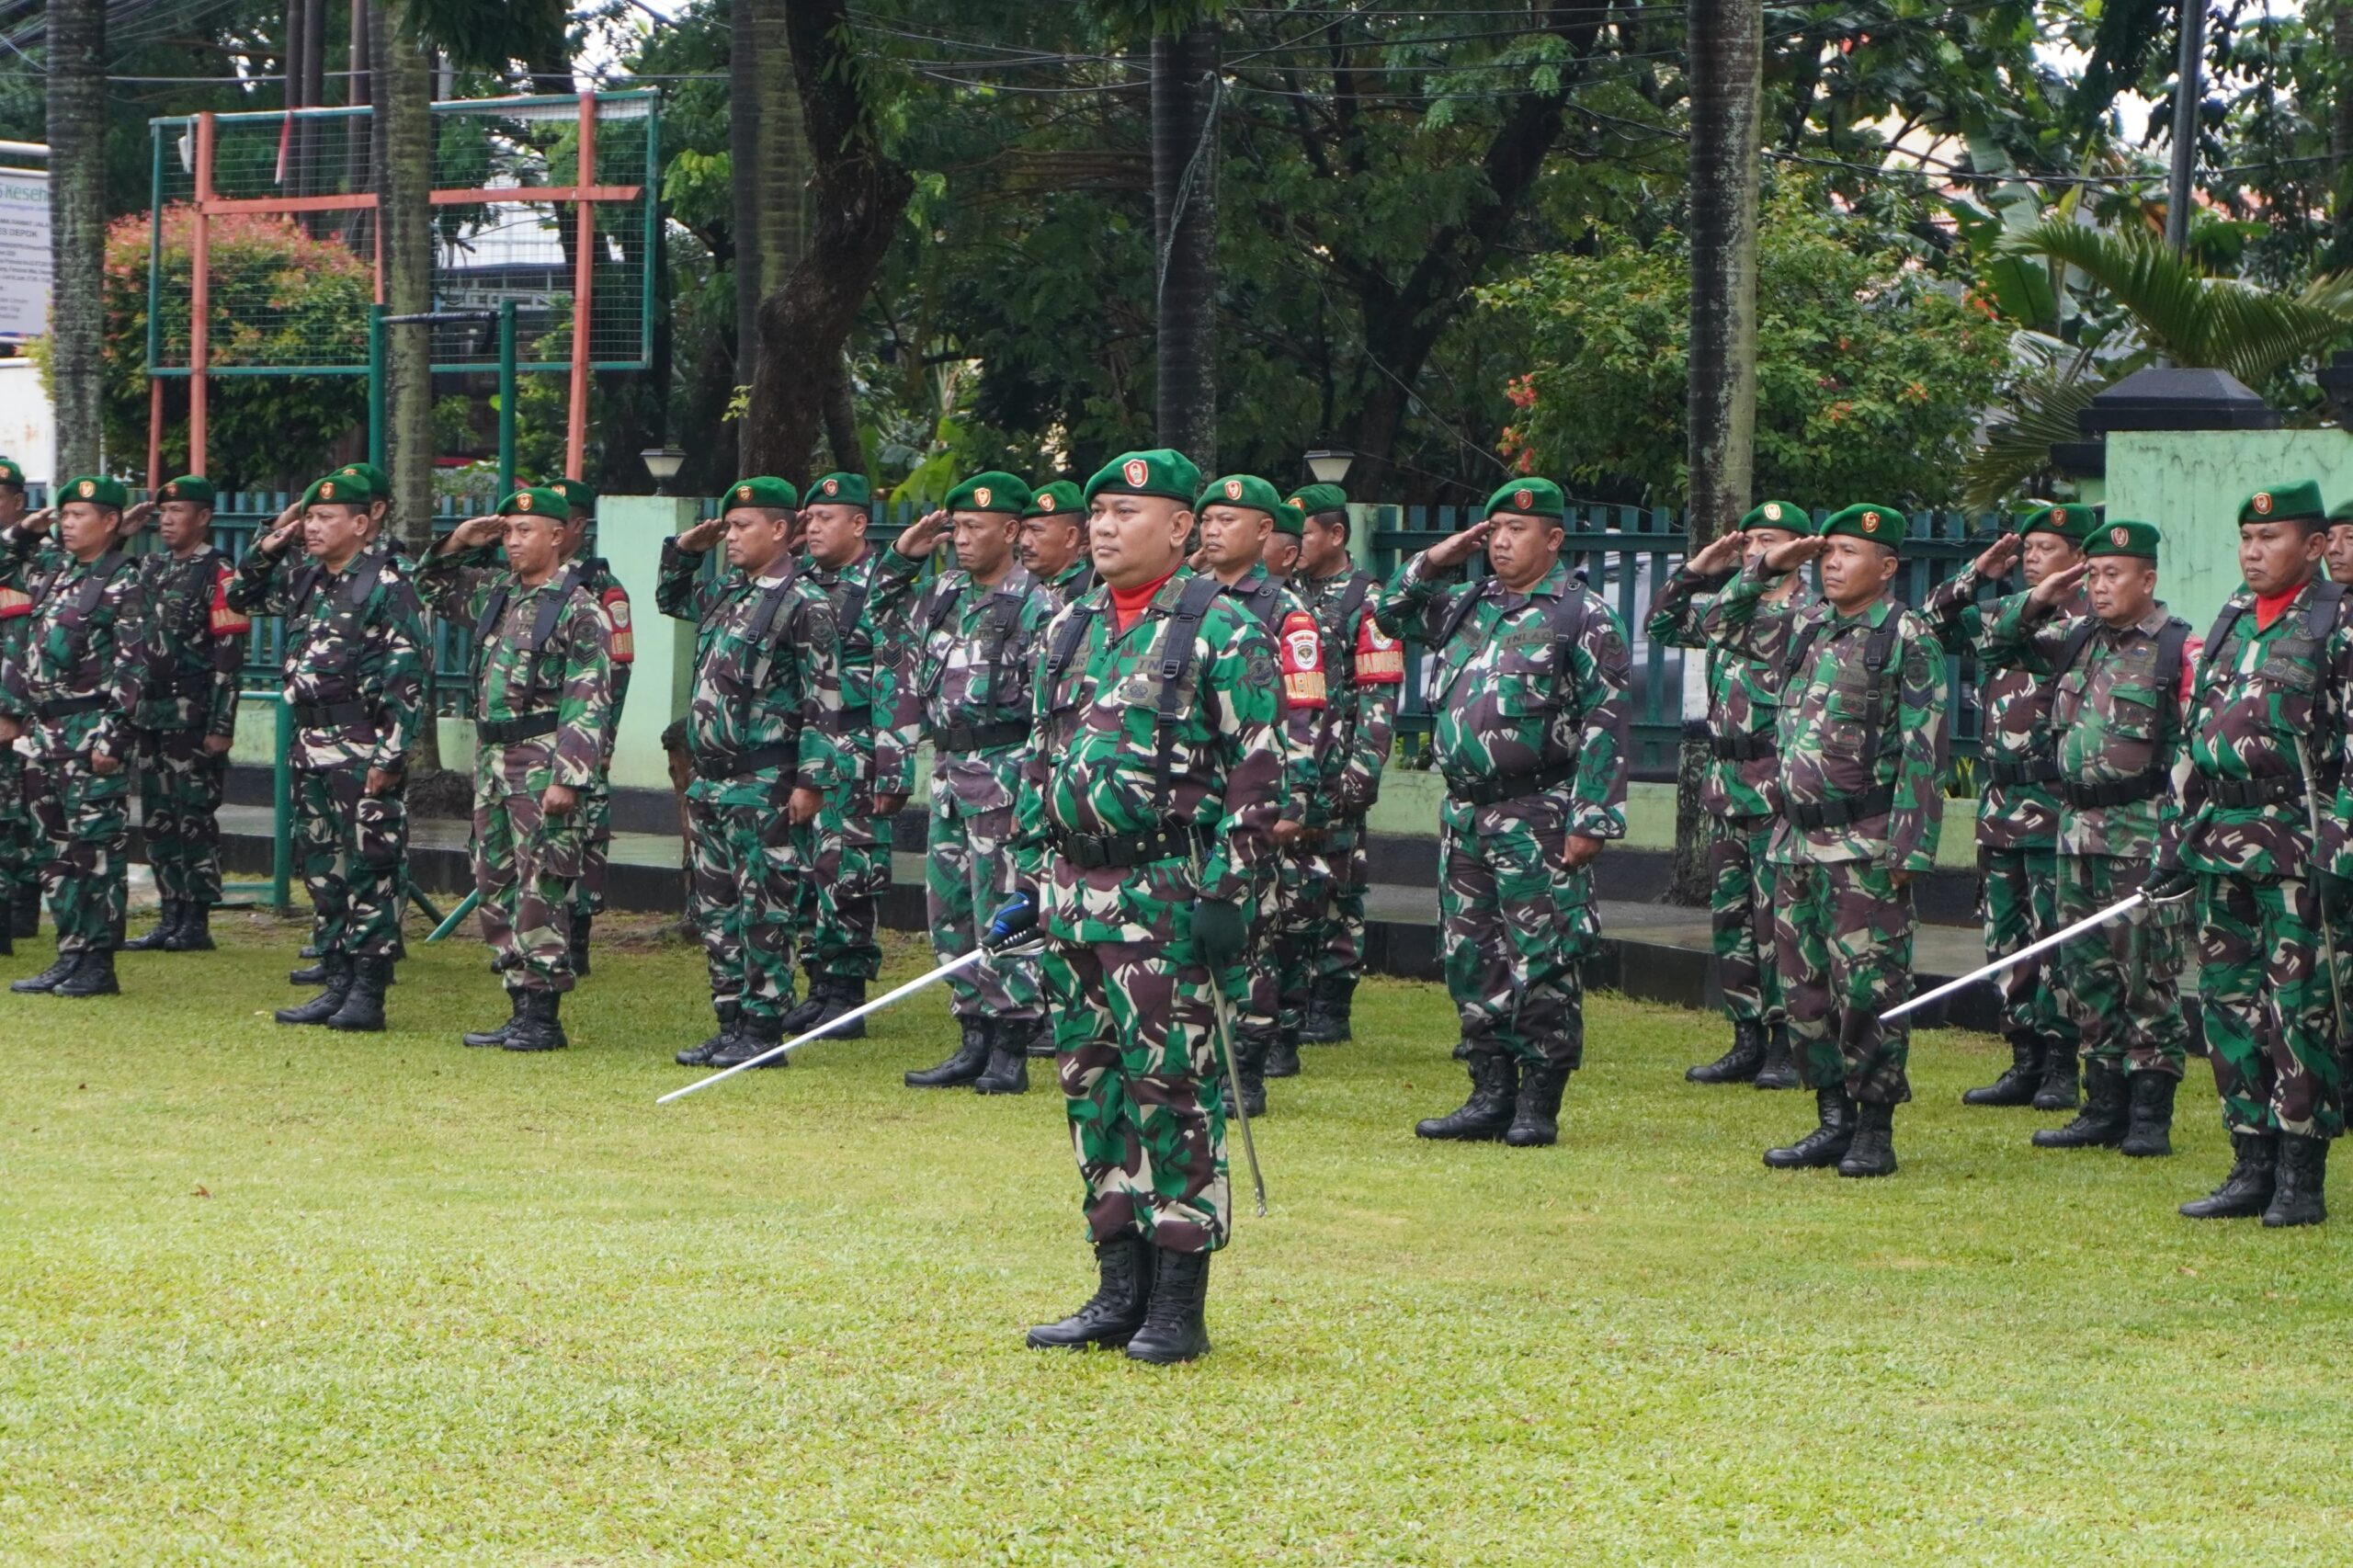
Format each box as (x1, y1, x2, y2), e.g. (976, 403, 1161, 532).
(1152, 22, 1220, 473)
(2166, 2, 2207, 254)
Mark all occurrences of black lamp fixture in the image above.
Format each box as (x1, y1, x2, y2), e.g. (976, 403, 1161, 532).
(1304, 447, 1354, 486)
(641, 446, 687, 494)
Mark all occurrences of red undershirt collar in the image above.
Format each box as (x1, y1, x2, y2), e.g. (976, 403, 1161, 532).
(1111, 567, 1178, 632)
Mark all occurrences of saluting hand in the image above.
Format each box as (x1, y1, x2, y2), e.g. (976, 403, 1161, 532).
(451, 514, 505, 551)
(260, 508, 305, 554)
(1688, 529, 1747, 575)
(16, 506, 53, 538)
(676, 517, 726, 553)
(895, 509, 951, 558)
(2028, 559, 2090, 612)
(1422, 519, 1494, 571)
(120, 500, 157, 532)
(1972, 533, 2023, 583)
(1758, 534, 1829, 574)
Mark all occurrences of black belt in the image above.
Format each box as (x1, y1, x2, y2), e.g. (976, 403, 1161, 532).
(33, 695, 107, 721)
(295, 699, 370, 728)
(478, 710, 559, 745)
(940, 719, 1029, 754)
(1051, 822, 1207, 870)
(2059, 773, 2165, 810)
(1784, 783, 1895, 831)
(2200, 771, 2304, 809)
(693, 742, 797, 781)
(840, 703, 872, 725)
(1984, 757, 2061, 787)
(1711, 732, 1775, 762)
(1448, 759, 1578, 809)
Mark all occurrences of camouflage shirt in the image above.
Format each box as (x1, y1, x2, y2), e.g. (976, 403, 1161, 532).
(1045, 560, 1097, 608)
(419, 549, 615, 791)
(802, 545, 914, 795)
(870, 547, 1056, 812)
(1715, 565, 1948, 870)
(1651, 562, 1814, 822)
(227, 540, 425, 774)
(575, 553, 634, 760)
(1014, 568, 1286, 942)
(1294, 564, 1403, 818)
(1378, 554, 1631, 840)
(130, 545, 247, 736)
(656, 540, 845, 796)
(1924, 564, 2086, 850)
(0, 534, 146, 762)
(1214, 564, 1330, 828)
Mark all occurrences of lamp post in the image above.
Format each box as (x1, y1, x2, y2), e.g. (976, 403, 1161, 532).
(1303, 447, 1354, 487)
(641, 447, 686, 496)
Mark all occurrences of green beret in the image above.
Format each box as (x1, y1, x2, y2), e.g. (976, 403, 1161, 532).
(1274, 502, 1306, 539)
(2242, 481, 2325, 527)
(60, 475, 129, 510)
(548, 478, 597, 516)
(1818, 502, 1907, 550)
(1084, 449, 1202, 506)
(1195, 473, 1287, 521)
(944, 472, 1032, 515)
(2018, 502, 2097, 543)
(1026, 480, 1085, 517)
(333, 461, 390, 495)
(2330, 497, 2353, 526)
(1287, 483, 1347, 517)
(159, 475, 216, 507)
(2085, 518, 2161, 561)
(303, 469, 378, 507)
(498, 486, 571, 519)
(1739, 499, 1807, 533)
(722, 476, 799, 511)
(808, 472, 871, 508)
(0, 457, 23, 487)
(1483, 477, 1567, 520)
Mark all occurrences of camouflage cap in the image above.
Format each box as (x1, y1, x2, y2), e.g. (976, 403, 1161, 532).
(2018, 501, 2099, 543)
(1819, 502, 1907, 550)
(62, 475, 131, 510)
(808, 472, 871, 507)
(499, 486, 571, 518)
(304, 469, 380, 507)
(1740, 499, 1807, 533)
(1274, 501, 1307, 539)
(1025, 480, 1085, 517)
(722, 475, 799, 511)
(944, 471, 1033, 516)
(2240, 480, 2325, 527)
(1195, 473, 1286, 522)
(1483, 477, 1567, 520)
(1084, 449, 1202, 506)
(1287, 483, 1348, 517)
(548, 477, 597, 516)
(0, 457, 22, 488)
(159, 475, 216, 507)
(2086, 518, 2161, 561)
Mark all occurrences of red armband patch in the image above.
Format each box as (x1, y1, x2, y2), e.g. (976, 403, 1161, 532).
(601, 584, 635, 665)
(1355, 612, 1404, 685)
(2179, 636, 2201, 707)
(0, 585, 28, 622)
(1279, 609, 1326, 709)
(208, 567, 252, 635)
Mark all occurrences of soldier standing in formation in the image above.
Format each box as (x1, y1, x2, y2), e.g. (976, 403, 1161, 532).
(1982, 519, 2194, 1156)
(421, 487, 615, 1052)
(549, 478, 632, 981)
(1925, 505, 2092, 1112)
(1019, 482, 1095, 606)
(2157, 483, 2353, 1226)
(1650, 500, 1811, 1089)
(1015, 448, 1283, 1363)
(1287, 483, 1399, 1047)
(878, 473, 1057, 1096)
(230, 468, 425, 1032)
(0, 458, 43, 954)
(1380, 478, 1631, 1149)
(1718, 505, 1949, 1177)
(0, 477, 145, 997)
(2326, 497, 2353, 587)
(122, 476, 247, 955)
(659, 478, 845, 1071)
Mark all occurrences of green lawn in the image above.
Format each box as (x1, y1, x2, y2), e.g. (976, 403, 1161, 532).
(3, 914, 2349, 1564)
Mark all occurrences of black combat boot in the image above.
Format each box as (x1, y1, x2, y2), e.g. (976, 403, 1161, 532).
(1301, 978, 1349, 1044)
(2179, 1132, 2278, 1220)
(2262, 1134, 2330, 1228)
(1505, 1061, 1568, 1148)
(1837, 1101, 1898, 1177)
(569, 915, 592, 980)
(1322, 976, 1357, 1042)
(812, 976, 868, 1040)
(2119, 1072, 2178, 1158)
(906, 1020, 992, 1087)
(709, 1013, 787, 1070)
(274, 953, 352, 1025)
(324, 957, 391, 1032)
(1026, 1002, 1057, 1059)
(0, 915, 10, 958)
(54, 948, 120, 998)
(779, 971, 829, 1036)
(1123, 1247, 1211, 1365)
(2033, 1061, 2128, 1149)
(1755, 1021, 1801, 1090)
(10, 884, 40, 939)
(123, 903, 180, 952)
(1415, 1052, 1518, 1142)
(973, 1018, 1033, 1095)
(1223, 1029, 1271, 1119)
(1266, 1026, 1302, 1080)
(1451, 1037, 1472, 1061)
(1026, 1236, 1156, 1350)
(2032, 1037, 2081, 1111)
(165, 901, 215, 952)
(463, 990, 524, 1048)
(501, 990, 569, 1052)
(676, 1002, 741, 1066)
(289, 955, 330, 985)
(1765, 1088, 1856, 1169)
(1963, 1031, 2044, 1107)
(11, 950, 79, 994)
(1687, 1018, 1767, 1084)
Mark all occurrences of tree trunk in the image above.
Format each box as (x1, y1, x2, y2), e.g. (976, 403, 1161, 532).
(345, 0, 373, 250)
(2334, 2, 2353, 267)
(730, 0, 765, 472)
(47, 0, 106, 477)
(1674, 0, 1763, 906)
(1151, 23, 1221, 472)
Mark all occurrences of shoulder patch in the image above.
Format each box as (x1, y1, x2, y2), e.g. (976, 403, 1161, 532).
(210, 566, 253, 635)
(1355, 609, 1404, 685)
(1243, 642, 1279, 693)
(1278, 608, 1327, 709)
(600, 582, 634, 665)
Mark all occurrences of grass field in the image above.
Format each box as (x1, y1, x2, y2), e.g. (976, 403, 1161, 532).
(4, 913, 2351, 1564)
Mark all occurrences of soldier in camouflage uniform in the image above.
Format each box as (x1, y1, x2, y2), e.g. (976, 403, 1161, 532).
(1649, 499, 1812, 1088)
(875, 472, 1057, 1096)
(779, 470, 907, 1044)
(2158, 482, 2353, 1227)
(1288, 483, 1401, 1046)
(1716, 503, 1949, 1178)
(121, 477, 246, 955)
(1981, 518, 2194, 1156)
(0, 458, 42, 952)
(1013, 447, 1284, 1364)
(1018, 481, 1096, 607)
(1, 476, 147, 997)
(422, 488, 615, 1052)
(548, 478, 632, 982)
(658, 477, 845, 1072)
(1925, 504, 2094, 1112)
(230, 468, 426, 1031)
(2326, 497, 2353, 587)
(1377, 477, 1631, 1149)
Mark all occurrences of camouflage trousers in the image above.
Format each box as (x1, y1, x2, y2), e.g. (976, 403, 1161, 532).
(134, 727, 227, 906)
(1308, 814, 1370, 989)
(684, 778, 803, 1025)
(1981, 845, 2075, 1044)
(1043, 935, 1232, 1254)
(571, 778, 612, 924)
(1773, 857, 1913, 1105)
(472, 739, 584, 994)
(1438, 799, 1595, 1071)
(23, 736, 130, 954)
(926, 788, 1040, 1022)
(1709, 814, 1780, 1026)
(0, 746, 35, 904)
(798, 779, 889, 983)
(293, 764, 408, 960)
(2196, 873, 2344, 1140)
(1235, 835, 1332, 1040)
(2052, 853, 2188, 1078)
